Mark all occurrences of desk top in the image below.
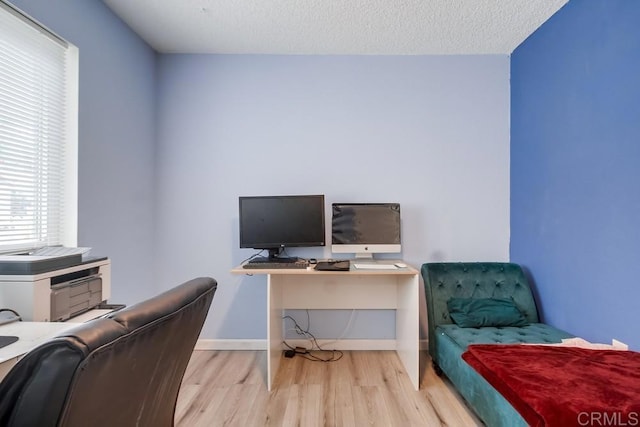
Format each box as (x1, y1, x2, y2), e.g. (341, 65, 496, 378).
(231, 261, 419, 275)
(0, 321, 77, 364)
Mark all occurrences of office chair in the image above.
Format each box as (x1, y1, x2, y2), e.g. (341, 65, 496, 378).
(0, 277, 216, 427)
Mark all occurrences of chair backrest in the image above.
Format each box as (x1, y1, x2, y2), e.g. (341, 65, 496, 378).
(421, 263, 539, 363)
(0, 277, 216, 427)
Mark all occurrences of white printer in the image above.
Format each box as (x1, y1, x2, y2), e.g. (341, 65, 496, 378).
(0, 255, 111, 322)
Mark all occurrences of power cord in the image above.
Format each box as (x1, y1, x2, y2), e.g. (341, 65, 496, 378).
(319, 309, 356, 348)
(0, 308, 22, 325)
(240, 250, 267, 264)
(0, 308, 21, 318)
(283, 314, 343, 362)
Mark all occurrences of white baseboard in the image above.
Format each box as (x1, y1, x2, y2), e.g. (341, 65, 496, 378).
(195, 338, 404, 351)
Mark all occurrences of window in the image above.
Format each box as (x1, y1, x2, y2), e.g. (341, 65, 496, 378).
(0, 2, 78, 254)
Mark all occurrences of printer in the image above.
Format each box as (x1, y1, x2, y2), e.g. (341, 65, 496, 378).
(0, 255, 111, 322)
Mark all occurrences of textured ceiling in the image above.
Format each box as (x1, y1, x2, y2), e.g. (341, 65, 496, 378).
(102, 0, 568, 55)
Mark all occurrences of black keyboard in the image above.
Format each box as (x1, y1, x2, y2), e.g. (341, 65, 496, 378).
(243, 261, 309, 269)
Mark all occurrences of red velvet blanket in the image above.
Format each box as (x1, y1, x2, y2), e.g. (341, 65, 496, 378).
(462, 344, 640, 427)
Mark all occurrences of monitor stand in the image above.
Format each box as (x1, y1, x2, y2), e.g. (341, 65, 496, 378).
(249, 248, 298, 264)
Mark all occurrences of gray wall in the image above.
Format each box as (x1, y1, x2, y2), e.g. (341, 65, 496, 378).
(155, 55, 511, 340)
(6, 3, 511, 341)
(12, 0, 158, 304)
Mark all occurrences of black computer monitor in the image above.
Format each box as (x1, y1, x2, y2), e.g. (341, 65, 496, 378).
(239, 195, 325, 261)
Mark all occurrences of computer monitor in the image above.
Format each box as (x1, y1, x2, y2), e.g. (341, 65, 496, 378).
(239, 195, 325, 261)
(331, 203, 401, 259)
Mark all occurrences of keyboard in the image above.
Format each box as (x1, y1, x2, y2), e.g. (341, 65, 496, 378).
(243, 261, 309, 269)
(352, 263, 398, 270)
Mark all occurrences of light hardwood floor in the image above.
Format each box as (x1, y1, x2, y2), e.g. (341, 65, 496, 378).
(175, 350, 481, 426)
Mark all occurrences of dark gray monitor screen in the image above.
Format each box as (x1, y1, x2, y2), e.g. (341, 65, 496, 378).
(239, 195, 325, 249)
(332, 203, 401, 244)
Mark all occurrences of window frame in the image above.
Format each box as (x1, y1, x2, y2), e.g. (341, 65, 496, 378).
(0, 1, 78, 254)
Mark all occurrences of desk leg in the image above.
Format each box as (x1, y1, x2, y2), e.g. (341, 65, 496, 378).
(396, 274, 420, 390)
(267, 274, 283, 391)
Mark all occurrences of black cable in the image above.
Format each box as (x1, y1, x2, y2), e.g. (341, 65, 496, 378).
(240, 250, 266, 264)
(279, 248, 309, 263)
(282, 314, 343, 362)
(303, 347, 344, 362)
(0, 308, 22, 321)
(305, 309, 310, 333)
(283, 338, 343, 362)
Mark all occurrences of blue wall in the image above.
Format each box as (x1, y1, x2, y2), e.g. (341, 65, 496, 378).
(11, 0, 158, 304)
(511, 0, 640, 349)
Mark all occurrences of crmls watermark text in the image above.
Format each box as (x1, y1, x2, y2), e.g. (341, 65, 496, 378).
(578, 412, 639, 426)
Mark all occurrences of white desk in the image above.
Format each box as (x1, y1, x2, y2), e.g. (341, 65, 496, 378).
(0, 321, 77, 380)
(232, 263, 420, 390)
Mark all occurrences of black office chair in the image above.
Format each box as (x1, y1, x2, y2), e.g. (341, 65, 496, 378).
(0, 277, 216, 427)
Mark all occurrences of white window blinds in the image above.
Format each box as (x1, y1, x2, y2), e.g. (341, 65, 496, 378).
(0, 2, 78, 253)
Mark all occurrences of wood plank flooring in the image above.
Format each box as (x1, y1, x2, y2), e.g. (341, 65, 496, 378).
(175, 350, 481, 427)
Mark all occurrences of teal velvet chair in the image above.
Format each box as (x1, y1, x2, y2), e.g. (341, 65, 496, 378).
(422, 262, 572, 427)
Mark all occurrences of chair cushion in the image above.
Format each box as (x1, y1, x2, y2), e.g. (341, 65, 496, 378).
(422, 262, 541, 366)
(447, 297, 528, 328)
(438, 323, 573, 349)
(436, 327, 530, 427)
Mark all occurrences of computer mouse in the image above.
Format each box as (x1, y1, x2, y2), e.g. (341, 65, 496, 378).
(309, 258, 317, 264)
(394, 262, 407, 268)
